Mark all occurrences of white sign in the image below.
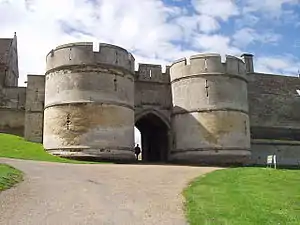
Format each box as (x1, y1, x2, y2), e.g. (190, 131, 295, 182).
(267, 155, 273, 164)
(266, 155, 277, 169)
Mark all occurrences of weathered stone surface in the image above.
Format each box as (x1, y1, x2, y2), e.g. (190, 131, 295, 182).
(248, 73, 300, 139)
(251, 139, 300, 166)
(24, 75, 45, 143)
(43, 42, 135, 161)
(170, 54, 251, 165)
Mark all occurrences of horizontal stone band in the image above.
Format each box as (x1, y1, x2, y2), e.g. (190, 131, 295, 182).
(45, 63, 135, 77)
(171, 72, 248, 84)
(135, 80, 170, 85)
(46, 147, 134, 151)
(25, 110, 43, 113)
(44, 100, 134, 110)
(172, 108, 248, 116)
(251, 139, 300, 146)
(171, 147, 251, 154)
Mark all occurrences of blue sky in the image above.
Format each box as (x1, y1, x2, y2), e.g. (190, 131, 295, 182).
(0, 0, 300, 84)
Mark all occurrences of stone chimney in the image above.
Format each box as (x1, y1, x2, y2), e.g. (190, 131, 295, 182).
(241, 53, 254, 73)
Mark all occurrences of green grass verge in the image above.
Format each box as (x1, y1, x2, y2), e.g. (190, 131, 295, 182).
(184, 168, 300, 225)
(0, 133, 104, 164)
(0, 164, 23, 191)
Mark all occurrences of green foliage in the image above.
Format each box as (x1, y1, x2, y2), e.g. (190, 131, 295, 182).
(184, 168, 300, 225)
(0, 164, 23, 191)
(0, 133, 102, 164)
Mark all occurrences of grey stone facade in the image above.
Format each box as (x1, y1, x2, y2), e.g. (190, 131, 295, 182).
(0, 33, 25, 136)
(169, 54, 250, 165)
(1, 35, 300, 166)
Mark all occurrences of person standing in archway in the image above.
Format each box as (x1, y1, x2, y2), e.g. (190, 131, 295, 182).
(134, 144, 141, 161)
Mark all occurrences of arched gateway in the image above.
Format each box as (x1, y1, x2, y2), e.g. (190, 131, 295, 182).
(135, 110, 170, 162)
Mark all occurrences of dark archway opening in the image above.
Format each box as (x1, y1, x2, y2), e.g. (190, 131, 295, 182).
(135, 113, 169, 163)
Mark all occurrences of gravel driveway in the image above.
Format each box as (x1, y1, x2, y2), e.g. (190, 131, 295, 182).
(0, 158, 219, 225)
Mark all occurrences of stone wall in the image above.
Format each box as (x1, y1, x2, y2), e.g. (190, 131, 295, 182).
(169, 54, 250, 165)
(0, 109, 24, 136)
(0, 34, 24, 136)
(0, 87, 26, 136)
(134, 64, 172, 123)
(24, 75, 45, 142)
(0, 34, 19, 87)
(1, 87, 26, 109)
(248, 73, 300, 140)
(0, 39, 11, 88)
(251, 139, 300, 167)
(44, 42, 135, 160)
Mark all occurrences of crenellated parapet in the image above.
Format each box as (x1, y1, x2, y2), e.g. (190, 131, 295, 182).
(44, 42, 136, 161)
(170, 53, 251, 165)
(46, 42, 135, 74)
(135, 63, 170, 83)
(170, 53, 247, 83)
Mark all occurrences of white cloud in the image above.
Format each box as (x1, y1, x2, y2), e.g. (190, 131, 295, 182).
(235, 14, 260, 28)
(197, 15, 221, 33)
(254, 55, 300, 76)
(233, 28, 281, 47)
(192, 34, 241, 57)
(236, 0, 300, 28)
(0, 0, 190, 86)
(243, 0, 300, 18)
(0, 0, 98, 85)
(192, 0, 239, 21)
(0, 0, 241, 87)
(174, 14, 220, 37)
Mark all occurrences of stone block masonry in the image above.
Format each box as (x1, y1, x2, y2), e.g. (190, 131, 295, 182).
(169, 54, 250, 165)
(24, 75, 45, 143)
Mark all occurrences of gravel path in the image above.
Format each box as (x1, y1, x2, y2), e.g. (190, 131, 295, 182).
(0, 158, 219, 225)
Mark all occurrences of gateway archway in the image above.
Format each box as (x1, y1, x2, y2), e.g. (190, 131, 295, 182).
(135, 112, 169, 162)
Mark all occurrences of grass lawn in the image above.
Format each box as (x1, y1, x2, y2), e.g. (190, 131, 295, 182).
(0, 164, 23, 191)
(0, 133, 104, 164)
(184, 167, 300, 225)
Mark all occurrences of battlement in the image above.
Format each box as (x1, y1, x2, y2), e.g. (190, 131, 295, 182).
(46, 42, 135, 73)
(135, 63, 170, 83)
(170, 53, 247, 82)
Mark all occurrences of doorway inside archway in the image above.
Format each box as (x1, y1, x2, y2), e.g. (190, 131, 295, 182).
(135, 113, 169, 163)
